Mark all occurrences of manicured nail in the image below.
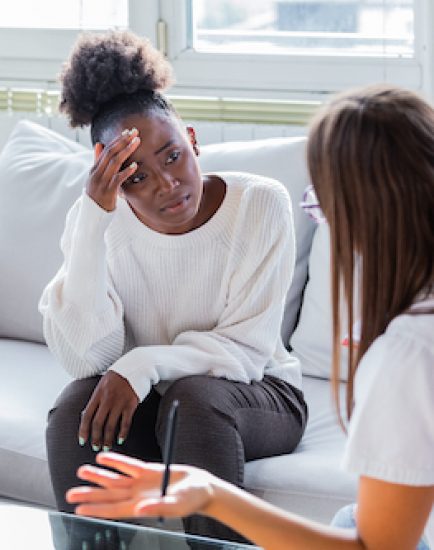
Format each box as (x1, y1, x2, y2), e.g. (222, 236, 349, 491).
(78, 437, 85, 446)
(121, 129, 129, 136)
(129, 161, 137, 170)
(131, 136, 140, 144)
(129, 127, 138, 136)
(92, 444, 100, 452)
(117, 436, 125, 445)
(103, 445, 110, 452)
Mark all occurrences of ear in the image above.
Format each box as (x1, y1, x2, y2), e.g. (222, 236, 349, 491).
(94, 142, 104, 163)
(186, 126, 200, 157)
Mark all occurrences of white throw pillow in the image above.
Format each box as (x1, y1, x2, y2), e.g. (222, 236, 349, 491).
(290, 223, 349, 379)
(0, 120, 92, 342)
(199, 137, 316, 343)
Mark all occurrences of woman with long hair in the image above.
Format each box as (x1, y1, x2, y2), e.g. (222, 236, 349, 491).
(67, 84, 434, 549)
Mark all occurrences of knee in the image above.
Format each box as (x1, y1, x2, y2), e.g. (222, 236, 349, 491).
(156, 376, 226, 440)
(47, 376, 101, 430)
(160, 375, 220, 413)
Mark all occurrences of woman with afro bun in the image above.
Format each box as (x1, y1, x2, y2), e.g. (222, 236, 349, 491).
(39, 30, 307, 543)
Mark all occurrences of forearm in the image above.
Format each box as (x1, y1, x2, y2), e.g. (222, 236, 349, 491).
(43, 314, 125, 378)
(63, 192, 115, 311)
(40, 193, 126, 370)
(205, 479, 365, 550)
(109, 334, 268, 402)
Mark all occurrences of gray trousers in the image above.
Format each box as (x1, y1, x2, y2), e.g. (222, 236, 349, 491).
(46, 374, 307, 544)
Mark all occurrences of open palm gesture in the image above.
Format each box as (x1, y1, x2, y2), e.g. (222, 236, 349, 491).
(66, 452, 215, 520)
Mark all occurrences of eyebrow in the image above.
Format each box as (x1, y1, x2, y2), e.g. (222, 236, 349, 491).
(154, 140, 174, 155)
(121, 139, 175, 171)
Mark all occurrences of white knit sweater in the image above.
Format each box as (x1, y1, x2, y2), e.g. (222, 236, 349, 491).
(39, 172, 301, 401)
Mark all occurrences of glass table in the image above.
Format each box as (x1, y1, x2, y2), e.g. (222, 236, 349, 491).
(0, 502, 257, 550)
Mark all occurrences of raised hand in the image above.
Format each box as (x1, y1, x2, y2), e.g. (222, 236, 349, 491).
(66, 452, 214, 520)
(87, 128, 141, 212)
(78, 372, 139, 452)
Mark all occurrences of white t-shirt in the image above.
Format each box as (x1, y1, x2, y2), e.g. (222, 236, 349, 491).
(342, 297, 434, 546)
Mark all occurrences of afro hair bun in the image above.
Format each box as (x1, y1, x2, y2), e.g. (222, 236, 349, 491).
(59, 30, 174, 127)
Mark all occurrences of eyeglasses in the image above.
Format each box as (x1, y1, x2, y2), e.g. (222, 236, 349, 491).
(300, 185, 326, 224)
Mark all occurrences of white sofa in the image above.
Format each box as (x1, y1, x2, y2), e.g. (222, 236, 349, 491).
(0, 120, 357, 524)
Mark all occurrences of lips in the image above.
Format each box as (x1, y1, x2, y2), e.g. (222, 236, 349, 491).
(160, 193, 190, 212)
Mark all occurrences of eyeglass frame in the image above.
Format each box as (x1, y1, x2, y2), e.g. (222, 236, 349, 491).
(300, 184, 326, 224)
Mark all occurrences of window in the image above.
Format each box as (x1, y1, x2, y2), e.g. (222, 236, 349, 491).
(160, 0, 431, 100)
(2, 0, 128, 30)
(193, 0, 414, 57)
(0, 0, 156, 86)
(0, 0, 432, 102)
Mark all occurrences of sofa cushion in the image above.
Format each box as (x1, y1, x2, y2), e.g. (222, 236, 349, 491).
(245, 375, 357, 522)
(0, 339, 71, 506)
(0, 120, 92, 343)
(0, 339, 356, 522)
(290, 224, 356, 379)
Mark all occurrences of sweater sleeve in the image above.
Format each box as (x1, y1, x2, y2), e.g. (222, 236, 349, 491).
(38, 192, 125, 379)
(109, 183, 295, 401)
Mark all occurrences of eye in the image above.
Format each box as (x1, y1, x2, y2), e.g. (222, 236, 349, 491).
(124, 172, 147, 187)
(166, 150, 180, 165)
(131, 173, 147, 184)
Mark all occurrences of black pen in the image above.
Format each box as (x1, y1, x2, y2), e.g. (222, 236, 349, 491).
(158, 399, 179, 525)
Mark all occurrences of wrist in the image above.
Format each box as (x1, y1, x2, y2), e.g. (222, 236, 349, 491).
(86, 189, 117, 212)
(200, 475, 233, 519)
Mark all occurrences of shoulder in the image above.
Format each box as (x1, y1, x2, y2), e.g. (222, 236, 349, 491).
(386, 301, 434, 350)
(217, 171, 293, 227)
(226, 171, 290, 200)
(355, 311, 434, 400)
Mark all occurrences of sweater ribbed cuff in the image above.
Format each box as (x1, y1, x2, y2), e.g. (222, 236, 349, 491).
(109, 348, 153, 402)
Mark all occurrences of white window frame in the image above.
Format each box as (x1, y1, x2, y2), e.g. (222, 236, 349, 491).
(159, 0, 434, 101)
(0, 0, 157, 88)
(0, 0, 433, 101)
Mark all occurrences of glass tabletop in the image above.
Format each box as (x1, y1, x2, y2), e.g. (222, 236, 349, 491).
(0, 503, 256, 550)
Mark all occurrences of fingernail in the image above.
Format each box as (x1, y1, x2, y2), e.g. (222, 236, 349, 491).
(129, 127, 138, 136)
(92, 444, 100, 452)
(102, 445, 110, 452)
(131, 136, 140, 144)
(121, 129, 129, 136)
(129, 161, 137, 170)
(78, 437, 85, 446)
(117, 437, 125, 445)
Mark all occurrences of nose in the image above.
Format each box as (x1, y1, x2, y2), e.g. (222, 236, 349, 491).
(156, 171, 180, 195)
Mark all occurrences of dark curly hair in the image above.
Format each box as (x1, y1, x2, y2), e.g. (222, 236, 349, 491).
(59, 30, 175, 145)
